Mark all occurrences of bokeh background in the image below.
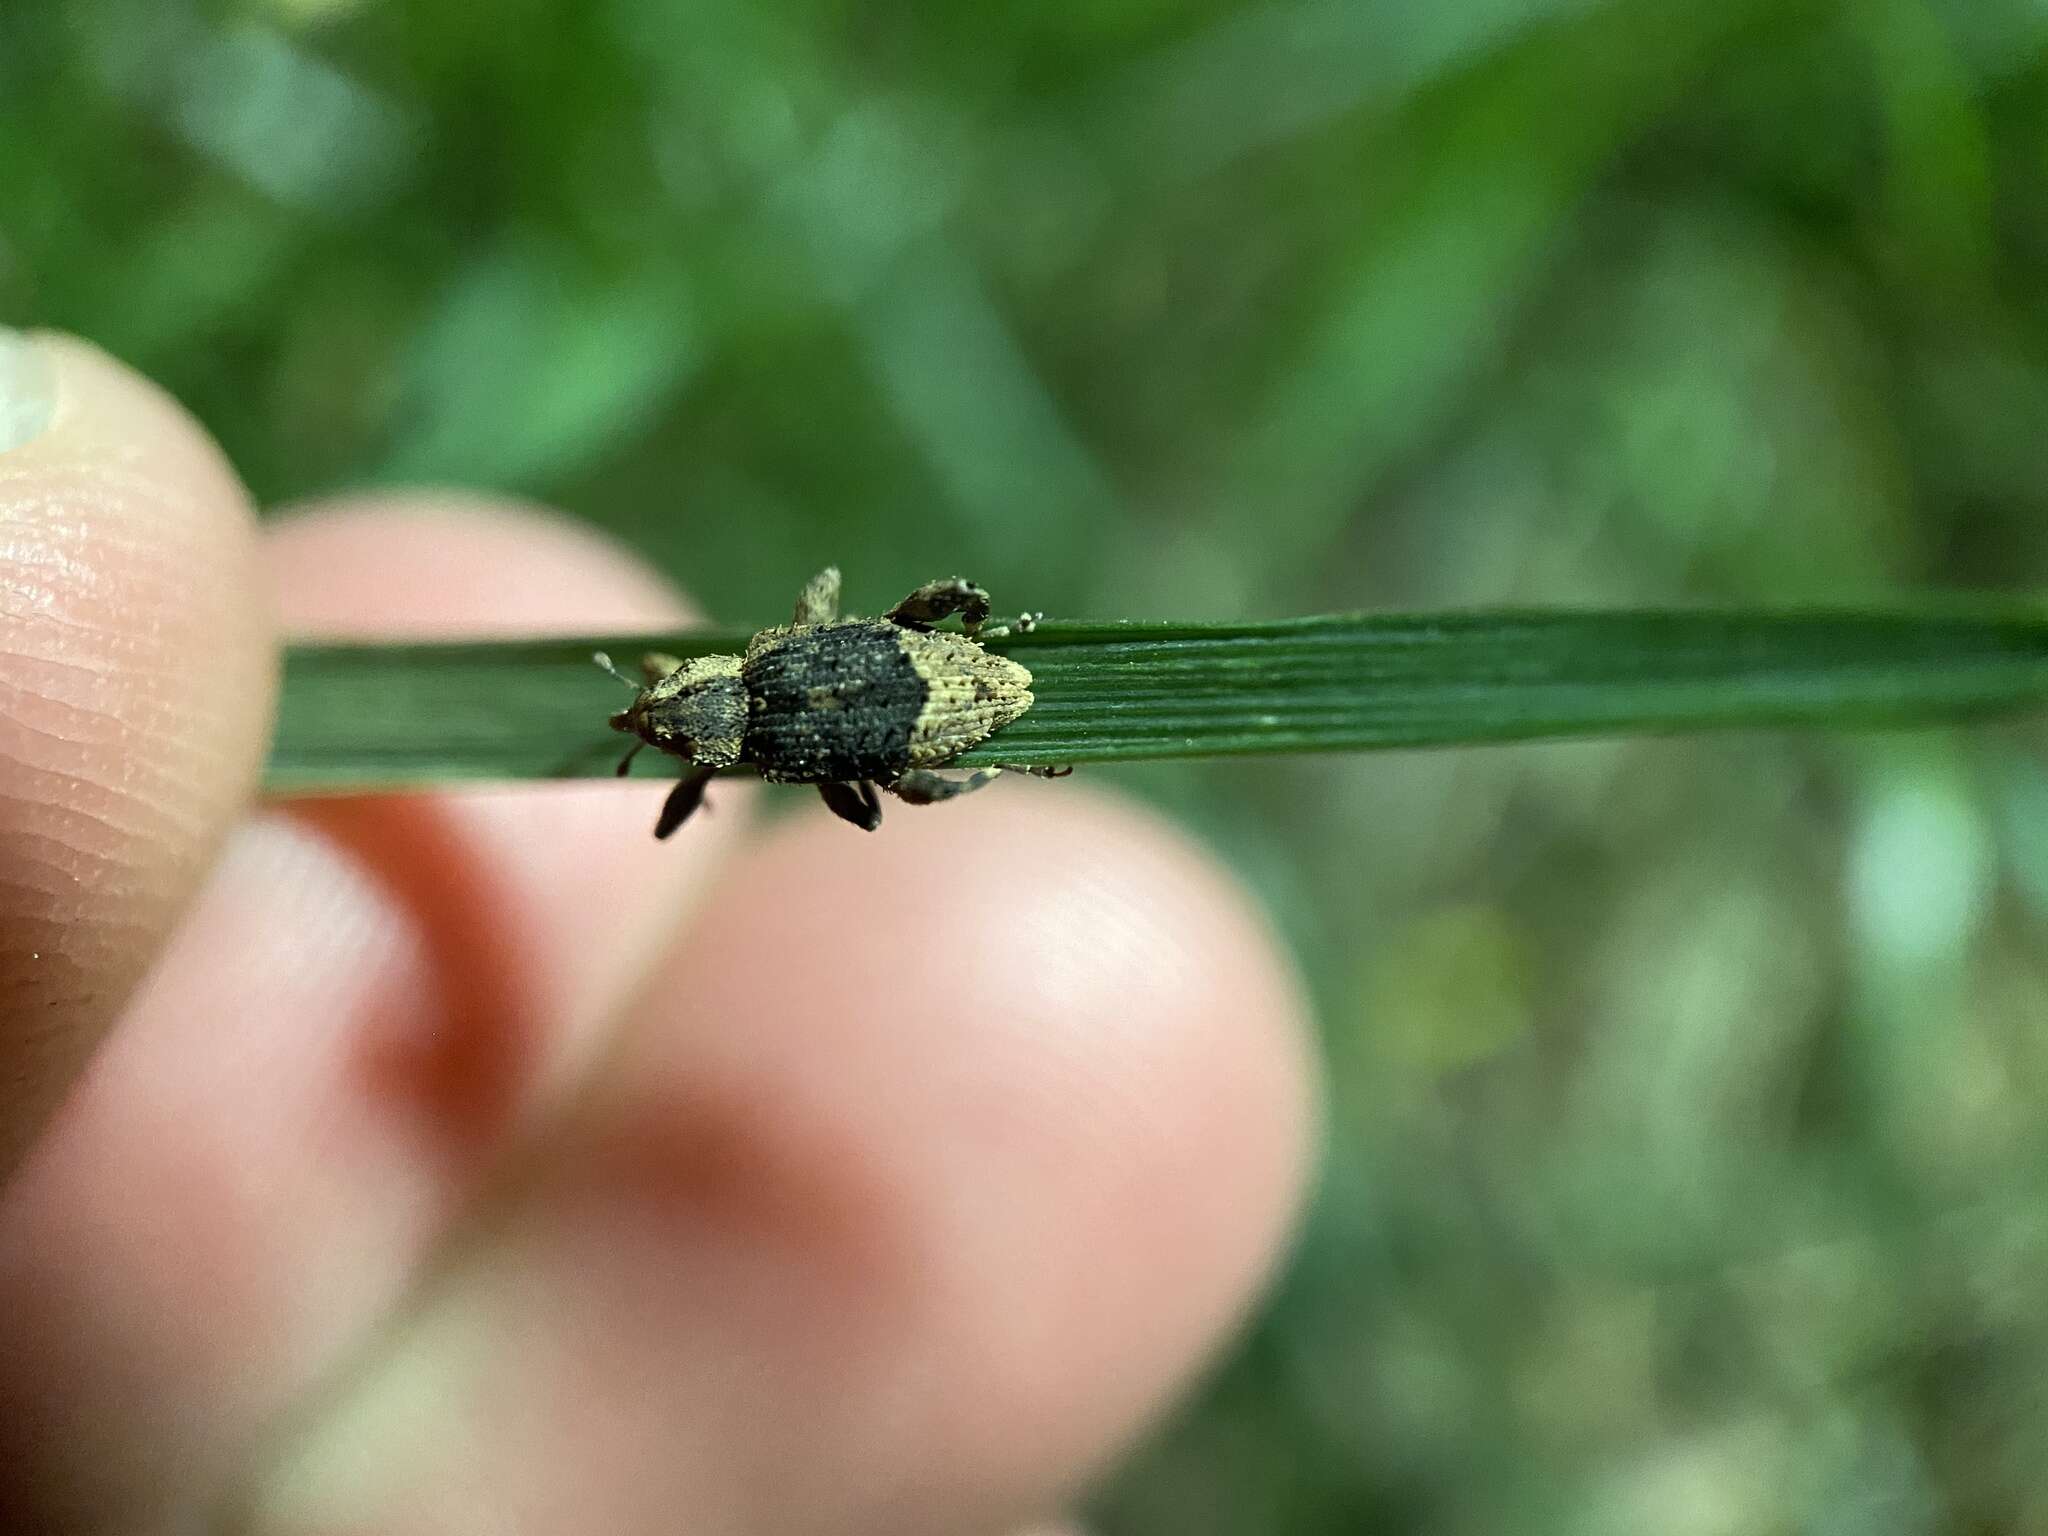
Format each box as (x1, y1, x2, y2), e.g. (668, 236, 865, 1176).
(11, 0, 2048, 1529)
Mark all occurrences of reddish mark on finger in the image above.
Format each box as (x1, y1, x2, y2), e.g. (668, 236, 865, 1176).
(288, 797, 550, 1177)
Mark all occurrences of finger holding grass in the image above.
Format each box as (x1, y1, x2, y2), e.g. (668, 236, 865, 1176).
(0, 354, 1319, 1535)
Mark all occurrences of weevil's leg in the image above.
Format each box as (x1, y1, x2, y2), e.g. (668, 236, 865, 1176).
(793, 566, 842, 627)
(818, 779, 884, 831)
(990, 762, 1072, 779)
(653, 766, 717, 840)
(639, 652, 685, 682)
(889, 766, 1005, 805)
(885, 578, 992, 636)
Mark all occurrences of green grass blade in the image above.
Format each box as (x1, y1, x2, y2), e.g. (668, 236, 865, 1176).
(268, 606, 2048, 790)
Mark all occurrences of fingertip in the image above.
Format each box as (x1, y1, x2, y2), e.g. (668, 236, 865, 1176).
(0, 333, 273, 1175)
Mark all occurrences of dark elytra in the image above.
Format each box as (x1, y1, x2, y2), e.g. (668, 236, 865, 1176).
(743, 622, 926, 784)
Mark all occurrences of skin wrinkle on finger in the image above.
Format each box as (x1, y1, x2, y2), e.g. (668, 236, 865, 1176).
(0, 501, 235, 834)
(0, 336, 274, 1176)
(0, 467, 238, 646)
(243, 792, 1314, 1536)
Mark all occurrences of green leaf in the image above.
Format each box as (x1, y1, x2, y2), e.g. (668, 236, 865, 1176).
(268, 606, 2048, 791)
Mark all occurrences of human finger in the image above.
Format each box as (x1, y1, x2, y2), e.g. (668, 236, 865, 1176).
(248, 789, 1318, 1535)
(0, 331, 274, 1178)
(0, 497, 748, 1528)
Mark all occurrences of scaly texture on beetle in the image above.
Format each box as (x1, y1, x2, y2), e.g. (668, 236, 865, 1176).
(602, 567, 1060, 837)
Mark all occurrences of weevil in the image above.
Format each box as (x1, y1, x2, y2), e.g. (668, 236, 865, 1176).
(599, 567, 1067, 837)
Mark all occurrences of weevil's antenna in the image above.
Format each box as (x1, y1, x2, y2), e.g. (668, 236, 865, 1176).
(592, 651, 638, 690)
(614, 739, 645, 777)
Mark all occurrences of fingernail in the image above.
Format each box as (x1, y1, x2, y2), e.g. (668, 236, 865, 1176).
(0, 329, 57, 453)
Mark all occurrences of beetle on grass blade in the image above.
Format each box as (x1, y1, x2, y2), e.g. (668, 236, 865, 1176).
(598, 566, 1069, 838)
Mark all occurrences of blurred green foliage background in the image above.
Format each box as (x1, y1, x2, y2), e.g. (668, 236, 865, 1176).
(11, 0, 2048, 1528)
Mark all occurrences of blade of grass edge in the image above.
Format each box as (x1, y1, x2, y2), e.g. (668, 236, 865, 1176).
(267, 606, 2048, 790)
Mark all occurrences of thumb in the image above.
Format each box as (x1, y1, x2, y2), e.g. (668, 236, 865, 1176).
(0, 332, 274, 1177)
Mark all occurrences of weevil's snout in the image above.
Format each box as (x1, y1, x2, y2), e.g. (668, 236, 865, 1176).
(608, 703, 641, 735)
